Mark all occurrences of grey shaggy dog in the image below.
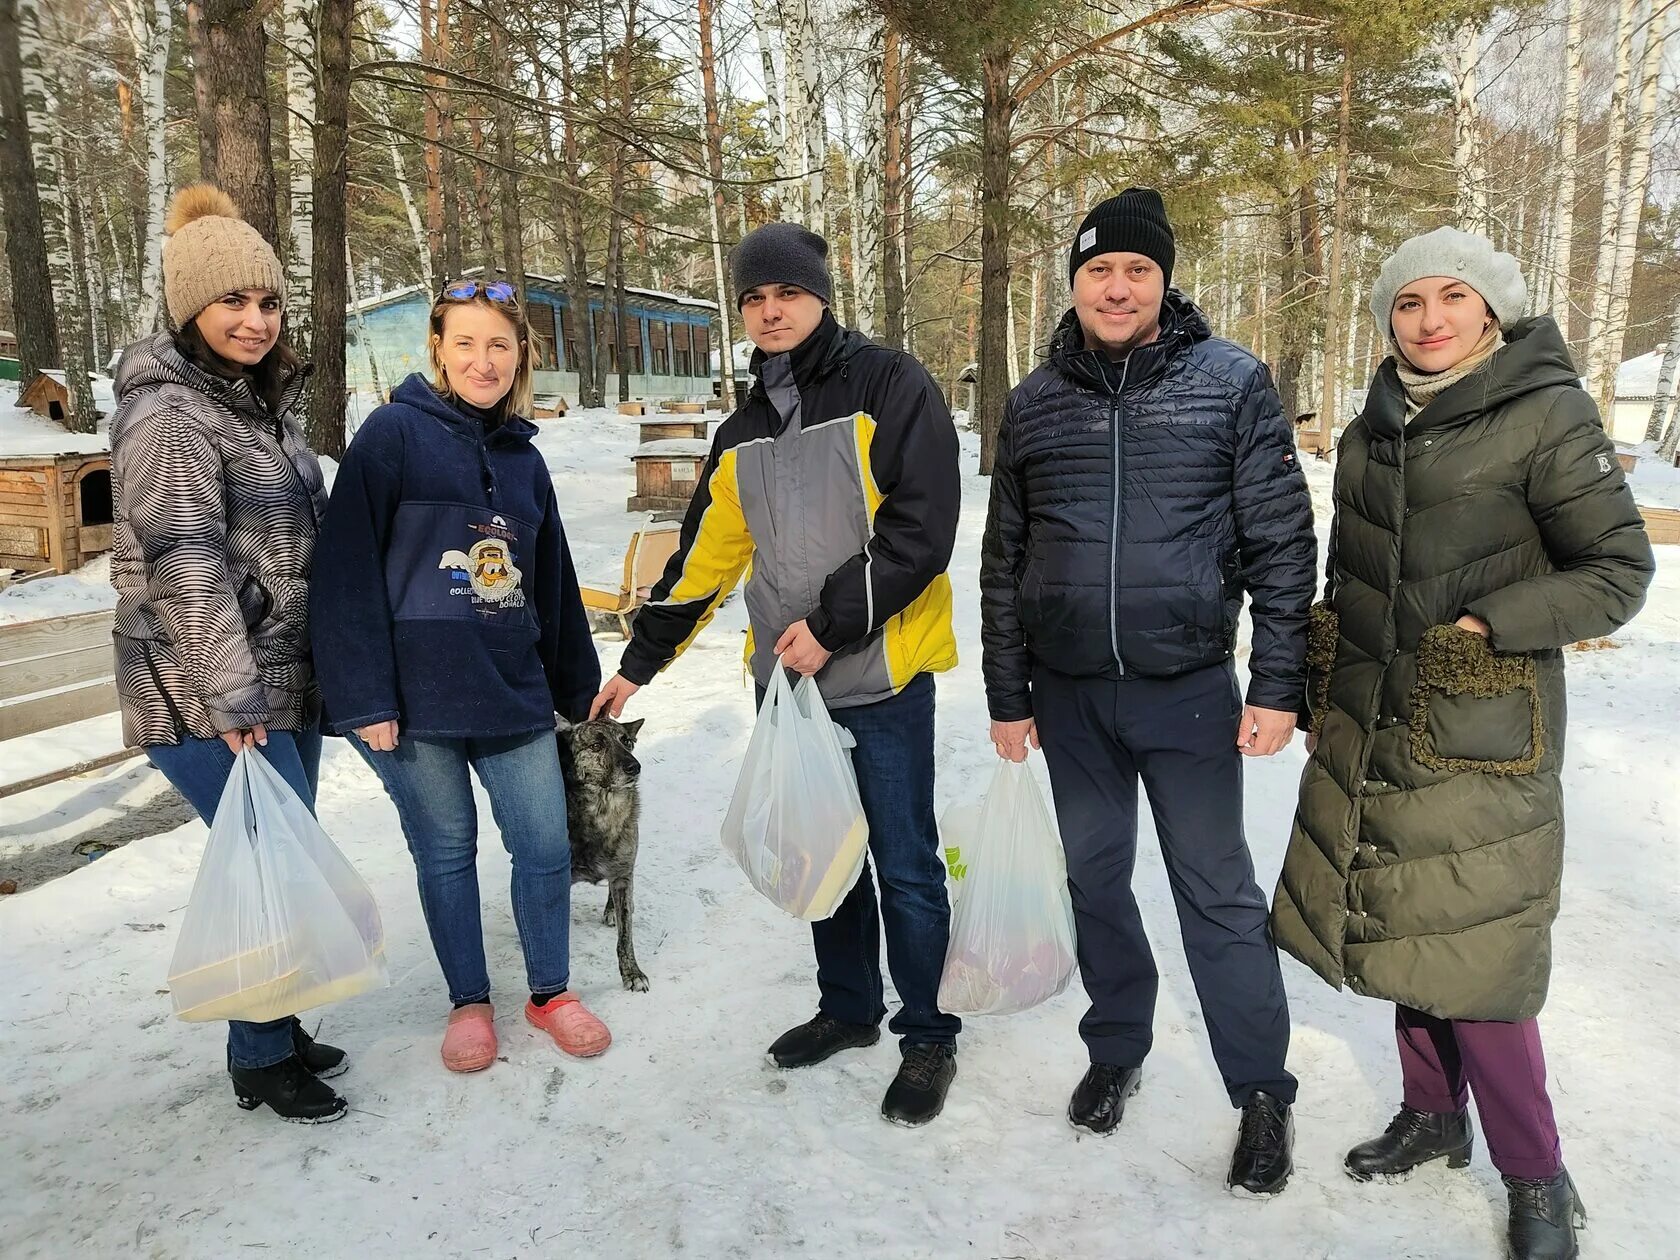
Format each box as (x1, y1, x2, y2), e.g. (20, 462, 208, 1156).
(556, 714, 649, 991)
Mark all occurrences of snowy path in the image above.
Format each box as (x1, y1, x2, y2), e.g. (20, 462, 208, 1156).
(3, 411, 1676, 1258)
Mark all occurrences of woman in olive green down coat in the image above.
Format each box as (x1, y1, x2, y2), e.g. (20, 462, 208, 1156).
(1271, 228, 1653, 1260)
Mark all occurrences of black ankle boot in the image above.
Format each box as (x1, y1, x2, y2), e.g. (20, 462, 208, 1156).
(1505, 1168, 1585, 1260)
(230, 1054, 348, 1124)
(1227, 1091, 1294, 1196)
(767, 1013, 880, 1069)
(1067, 1064, 1143, 1135)
(291, 1019, 349, 1079)
(881, 1043, 956, 1127)
(1345, 1104, 1473, 1180)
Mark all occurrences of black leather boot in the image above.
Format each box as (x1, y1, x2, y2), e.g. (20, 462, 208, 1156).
(1505, 1168, 1585, 1260)
(766, 1013, 880, 1068)
(229, 1054, 348, 1124)
(1227, 1091, 1294, 1196)
(1067, 1064, 1143, 1135)
(291, 1018, 349, 1079)
(1345, 1104, 1474, 1180)
(881, 1043, 956, 1127)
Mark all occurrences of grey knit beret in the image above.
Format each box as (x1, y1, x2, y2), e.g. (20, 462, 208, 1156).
(1369, 226, 1527, 335)
(730, 222, 831, 308)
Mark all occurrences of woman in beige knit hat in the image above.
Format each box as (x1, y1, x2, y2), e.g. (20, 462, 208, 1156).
(109, 184, 352, 1124)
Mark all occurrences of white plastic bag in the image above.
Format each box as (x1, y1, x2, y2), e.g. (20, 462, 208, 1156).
(937, 760, 1077, 1016)
(167, 748, 389, 1023)
(720, 668, 869, 921)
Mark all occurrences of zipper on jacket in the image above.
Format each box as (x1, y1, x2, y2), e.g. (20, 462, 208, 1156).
(1108, 356, 1130, 675)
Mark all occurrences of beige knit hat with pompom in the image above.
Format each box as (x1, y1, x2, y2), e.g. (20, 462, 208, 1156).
(162, 184, 287, 329)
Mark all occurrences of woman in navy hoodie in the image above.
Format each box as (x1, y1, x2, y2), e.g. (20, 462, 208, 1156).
(311, 280, 609, 1070)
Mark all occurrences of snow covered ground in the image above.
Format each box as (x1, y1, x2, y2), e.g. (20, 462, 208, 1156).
(3, 404, 1677, 1259)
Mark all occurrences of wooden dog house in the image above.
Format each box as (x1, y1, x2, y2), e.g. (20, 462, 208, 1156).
(19, 370, 105, 424)
(0, 453, 116, 575)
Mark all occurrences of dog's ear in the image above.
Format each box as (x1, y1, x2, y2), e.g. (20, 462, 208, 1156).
(554, 714, 575, 741)
(619, 717, 645, 744)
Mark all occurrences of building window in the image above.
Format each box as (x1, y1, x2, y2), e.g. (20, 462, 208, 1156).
(527, 300, 559, 370)
(649, 318, 668, 374)
(671, 321, 691, 377)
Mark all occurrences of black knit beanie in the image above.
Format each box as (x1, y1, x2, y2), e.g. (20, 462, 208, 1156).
(730, 222, 832, 308)
(1069, 188, 1175, 287)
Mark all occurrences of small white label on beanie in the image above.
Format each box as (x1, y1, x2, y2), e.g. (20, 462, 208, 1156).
(1079, 228, 1097, 252)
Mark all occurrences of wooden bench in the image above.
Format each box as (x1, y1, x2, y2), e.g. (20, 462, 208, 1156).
(579, 523, 683, 640)
(1639, 504, 1680, 546)
(0, 609, 142, 800)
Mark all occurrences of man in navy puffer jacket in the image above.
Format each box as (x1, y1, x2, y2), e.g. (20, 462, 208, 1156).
(980, 189, 1316, 1195)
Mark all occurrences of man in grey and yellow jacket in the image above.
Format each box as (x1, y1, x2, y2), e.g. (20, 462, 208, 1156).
(591, 222, 963, 1126)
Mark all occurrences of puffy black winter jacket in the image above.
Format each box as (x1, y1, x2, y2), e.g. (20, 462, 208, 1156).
(980, 293, 1316, 720)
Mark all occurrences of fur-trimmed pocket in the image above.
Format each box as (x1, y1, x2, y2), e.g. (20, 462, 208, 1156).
(1306, 600, 1338, 736)
(1409, 624, 1542, 775)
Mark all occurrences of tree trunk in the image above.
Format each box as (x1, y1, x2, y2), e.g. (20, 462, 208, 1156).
(439, 0, 463, 280)
(124, 0, 171, 336)
(698, 0, 737, 408)
(787, 0, 826, 236)
(49, 58, 98, 432)
(1644, 297, 1680, 444)
(1548, 0, 1584, 338)
(977, 46, 1013, 474)
(898, 56, 915, 351)
(283, 0, 315, 364)
(1318, 48, 1353, 451)
(750, 0, 786, 216)
(1583, 0, 1638, 404)
(853, 22, 884, 340)
(778, 0, 808, 224)
(374, 86, 432, 291)
(1594, 0, 1670, 416)
(612, 0, 637, 403)
(1450, 18, 1487, 234)
(308, 0, 351, 460)
(489, 3, 524, 293)
(471, 115, 497, 278)
(205, 0, 278, 246)
(185, 0, 218, 179)
(421, 0, 446, 288)
(0, 0, 58, 380)
(553, 24, 601, 407)
(880, 23, 905, 348)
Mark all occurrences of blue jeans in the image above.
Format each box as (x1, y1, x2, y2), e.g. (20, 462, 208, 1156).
(146, 727, 323, 1070)
(354, 730, 571, 1003)
(760, 673, 960, 1048)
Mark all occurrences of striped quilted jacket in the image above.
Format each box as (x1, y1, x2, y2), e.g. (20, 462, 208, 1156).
(109, 333, 328, 746)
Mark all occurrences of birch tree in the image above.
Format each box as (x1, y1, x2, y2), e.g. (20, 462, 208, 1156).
(1546, 0, 1583, 328)
(1645, 297, 1680, 444)
(371, 85, 432, 290)
(123, 0, 171, 335)
(1593, 0, 1671, 416)
(699, 0, 736, 407)
(749, 0, 789, 216)
(283, 0, 315, 355)
(1450, 18, 1487, 233)
(854, 19, 886, 338)
(1583, 0, 1639, 404)
(0, 0, 58, 381)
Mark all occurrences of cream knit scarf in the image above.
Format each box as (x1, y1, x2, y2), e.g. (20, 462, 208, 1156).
(1393, 322, 1504, 422)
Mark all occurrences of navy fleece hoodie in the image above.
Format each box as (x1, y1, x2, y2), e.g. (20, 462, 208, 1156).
(310, 374, 600, 738)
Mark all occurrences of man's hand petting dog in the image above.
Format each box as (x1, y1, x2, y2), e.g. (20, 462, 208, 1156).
(774, 619, 831, 676)
(590, 674, 640, 720)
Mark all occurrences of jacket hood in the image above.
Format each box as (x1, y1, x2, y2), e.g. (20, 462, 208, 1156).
(1047, 290, 1214, 392)
(1364, 315, 1581, 438)
(390, 372, 538, 446)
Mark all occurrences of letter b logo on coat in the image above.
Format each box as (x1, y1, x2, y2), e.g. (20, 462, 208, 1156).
(1596, 453, 1613, 475)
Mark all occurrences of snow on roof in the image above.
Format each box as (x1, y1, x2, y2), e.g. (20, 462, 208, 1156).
(1617, 348, 1666, 399)
(351, 269, 719, 316)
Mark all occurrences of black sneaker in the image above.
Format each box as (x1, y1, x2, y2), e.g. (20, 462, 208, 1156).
(291, 1019, 349, 1080)
(230, 1054, 348, 1124)
(1068, 1063, 1143, 1135)
(767, 1013, 880, 1069)
(1505, 1168, 1586, 1260)
(1345, 1104, 1473, 1181)
(881, 1043, 956, 1127)
(1228, 1091, 1294, 1196)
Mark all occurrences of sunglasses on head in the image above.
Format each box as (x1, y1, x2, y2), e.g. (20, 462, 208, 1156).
(442, 279, 516, 302)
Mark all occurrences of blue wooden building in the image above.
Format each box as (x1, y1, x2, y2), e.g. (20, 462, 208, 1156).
(347, 272, 720, 404)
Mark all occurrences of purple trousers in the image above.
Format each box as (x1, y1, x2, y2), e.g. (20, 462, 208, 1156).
(1396, 1005, 1562, 1179)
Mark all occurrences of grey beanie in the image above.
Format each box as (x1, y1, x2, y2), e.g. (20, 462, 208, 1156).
(1369, 226, 1527, 336)
(730, 222, 831, 308)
